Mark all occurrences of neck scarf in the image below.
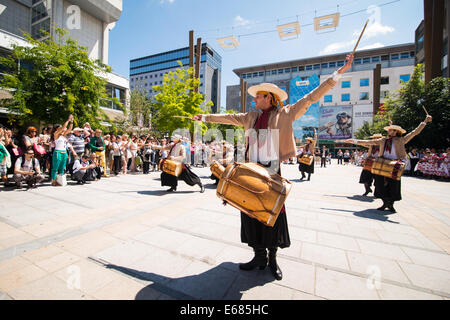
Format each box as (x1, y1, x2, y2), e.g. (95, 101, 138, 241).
(385, 137, 393, 153)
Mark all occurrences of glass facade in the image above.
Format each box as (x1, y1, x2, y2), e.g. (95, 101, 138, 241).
(342, 81, 351, 88)
(341, 93, 350, 102)
(360, 78, 369, 86)
(324, 95, 333, 103)
(399, 74, 410, 82)
(360, 92, 369, 100)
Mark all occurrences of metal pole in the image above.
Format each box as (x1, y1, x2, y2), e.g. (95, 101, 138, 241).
(195, 37, 202, 93)
(373, 63, 381, 117)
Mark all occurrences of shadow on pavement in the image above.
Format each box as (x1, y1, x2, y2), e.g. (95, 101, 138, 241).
(320, 207, 399, 223)
(324, 194, 375, 202)
(134, 190, 198, 196)
(104, 262, 274, 300)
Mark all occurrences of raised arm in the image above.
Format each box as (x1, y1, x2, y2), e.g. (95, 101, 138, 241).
(191, 113, 249, 127)
(54, 115, 73, 140)
(404, 115, 432, 144)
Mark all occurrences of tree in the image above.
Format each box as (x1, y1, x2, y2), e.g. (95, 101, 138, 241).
(355, 64, 449, 148)
(0, 28, 122, 128)
(151, 62, 212, 136)
(206, 109, 244, 143)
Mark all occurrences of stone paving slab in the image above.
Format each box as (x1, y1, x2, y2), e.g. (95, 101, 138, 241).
(0, 163, 449, 300)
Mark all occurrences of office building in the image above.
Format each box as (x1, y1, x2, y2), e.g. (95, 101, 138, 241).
(0, 0, 129, 124)
(130, 43, 222, 113)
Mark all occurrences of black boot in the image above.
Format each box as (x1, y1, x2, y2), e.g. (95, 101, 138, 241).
(387, 200, 397, 213)
(166, 187, 176, 192)
(362, 183, 372, 196)
(239, 247, 267, 271)
(300, 173, 305, 180)
(377, 199, 388, 211)
(199, 183, 205, 193)
(307, 173, 311, 181)
(268, 247, 283, 280)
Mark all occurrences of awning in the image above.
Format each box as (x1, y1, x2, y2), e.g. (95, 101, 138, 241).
(0, 89, 13, 100)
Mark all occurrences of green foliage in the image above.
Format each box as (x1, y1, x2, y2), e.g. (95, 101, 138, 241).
(0, 28, 122, 128)
(151, 62, 212, 136)
(354, 64, 449, 148)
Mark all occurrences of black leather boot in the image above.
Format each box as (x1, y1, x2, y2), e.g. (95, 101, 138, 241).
(307, 173, 311, 181)
(268, 247, 283, 280)
(362, 183, 372, 196)
(377, 199, 388, 211)
(387, 200, 397, 213)
(239, 247, 267, 271)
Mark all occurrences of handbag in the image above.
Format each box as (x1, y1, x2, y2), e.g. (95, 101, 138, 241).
(12, 147, 23, 157)
(56, 174, 67, 186)
(33, 143, 46, 156)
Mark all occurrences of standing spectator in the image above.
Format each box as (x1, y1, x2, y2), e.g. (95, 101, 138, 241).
(408, 148, 420, 176)
(21, 127, 38, 152)
(51, 115, 73, 186)
(343, 150, 350, 165)
(337, 149, 343, 164)
(14, 148, 44, 189)
(104, 134, 111, 174)
(89, 129, 109, 178)
(0, 128, 10, 188)
(320, 146, 329, 168)
(127, 135, 138, 173)
(120, 134, 129, 175)
(68, 127, 88, 174)
(39, 127, 51, 174)
(112, 135, 122, 175)
(108, 135, 116, 175)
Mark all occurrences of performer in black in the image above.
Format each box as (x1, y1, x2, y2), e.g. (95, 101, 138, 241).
(298, 130, 317, 181)
(344, 115, 432, 213)
(152, 134, 205, 193)
(192, 54, 354, 280)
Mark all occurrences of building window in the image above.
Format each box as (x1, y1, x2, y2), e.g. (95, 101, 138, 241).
(342, 80, 351, 88)
(363, 58, 371, 64)
(324, 95, 333, 103)
(372, 56, 380, 62)
(298, 66, 305, 71)
(400, 52, 410, 59)
(259, 72, 264, 77)
(252, 72, 258, 77)
(306, 65, 313, 70)
(278, 69, 284, 74)
(354, 58, 362, 65)
(341, 93, 350, 102)
(381, 90, 389, 99)
(337, 61, 345, 67)
(381, 76, 389, 85)
(328, 62, 336, 68)
(272, 70, 277, 75)
(391, 53, 399, 60)
(313, 64, 320, 70)
(381, 55, 389, 61)
(399, 74, 410, 82)
(266, 71, 271, 76)
(360, 78, 369, 87)
(360, 92, 369, 100)
(284, 68, 290, 73)
(321, 63, 328, 68)
(291, 67, 298, 72)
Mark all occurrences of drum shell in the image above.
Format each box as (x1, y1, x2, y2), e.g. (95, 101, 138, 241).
(210, 160, 225, 179)
(371, 158, 405, 181)
(297, 154, 314, 166)
(160, 159, 182, 177)
(216, 162, 292, 227)
(363, 157, 375, 171)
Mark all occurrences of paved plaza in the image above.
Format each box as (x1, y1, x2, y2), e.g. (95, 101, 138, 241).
(0, 162, 449, 300)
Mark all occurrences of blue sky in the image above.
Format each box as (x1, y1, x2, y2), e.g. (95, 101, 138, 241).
(108, 0, 424, 109)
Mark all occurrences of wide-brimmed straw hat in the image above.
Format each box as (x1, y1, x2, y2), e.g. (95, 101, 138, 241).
(370, 133, 383, 139)
(247, 83, 288, 102)
(305, 137, 314, 142)
(171, 134, 183, 141)
(73, 127, 83, 132)
(384, 125, 406, 134)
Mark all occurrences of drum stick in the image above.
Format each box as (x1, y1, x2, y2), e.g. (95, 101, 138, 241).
(352, 19, 369, 56)
(422, 105, 429, 116)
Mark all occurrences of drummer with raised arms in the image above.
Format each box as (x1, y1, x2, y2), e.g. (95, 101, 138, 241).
(191, 53, 354, 281)
(152, 134, 205, 193)
(343, 115, 432, 213)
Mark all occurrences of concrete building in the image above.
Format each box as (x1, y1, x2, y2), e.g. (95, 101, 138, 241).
(227, 43, 415, 150)
(0, 0, 129, 124)
(130, 43, 222, 113)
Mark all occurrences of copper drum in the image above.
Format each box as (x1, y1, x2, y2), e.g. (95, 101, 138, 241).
(210, 160, 225, 179)
(363, 157, 375, 171)
(216, 162, 292, 227)
(160, 159, 182, 177)
(371, 158, 406, 181)
(298, 154, 314, 165)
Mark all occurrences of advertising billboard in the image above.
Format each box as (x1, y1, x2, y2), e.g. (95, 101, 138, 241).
(352, 104, 373, 138)
(318, 105, 353, 140)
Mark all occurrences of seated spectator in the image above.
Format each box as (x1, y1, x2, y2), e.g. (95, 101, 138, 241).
(89, 153, 102, 181)
(72, 154, 96, 184)
(13, 148, 44, 189)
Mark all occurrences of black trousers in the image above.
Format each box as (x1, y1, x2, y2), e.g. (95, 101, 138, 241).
(321, 157, 327, 167)
(113, 156, 121, 174)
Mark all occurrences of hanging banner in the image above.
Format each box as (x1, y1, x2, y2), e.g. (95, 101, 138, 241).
(318, 105, 353, 140)
(352, 104, 373, 138)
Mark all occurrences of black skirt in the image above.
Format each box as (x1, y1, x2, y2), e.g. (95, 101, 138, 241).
(161, 165, 201, 188)
(240, 166, 291, 249)
(373, 174, 402, 201)
(359, 169, 373, 184)
(299, 162, 314, 174)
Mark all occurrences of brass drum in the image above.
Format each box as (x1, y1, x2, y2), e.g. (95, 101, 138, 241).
(216, 162, 292, 227)
(210, 160, 225, 179)
(297, 154, 314, 166)
(371, 158, 406, 181)
(363, 157, 375, 171)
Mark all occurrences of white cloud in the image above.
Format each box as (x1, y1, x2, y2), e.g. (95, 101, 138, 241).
(160, 0, 175, 4)
(353, 22, 395, 39)
(358, 42, 385, 50)
(234, 15, 251, 27)
(320, 39, 356, 55)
